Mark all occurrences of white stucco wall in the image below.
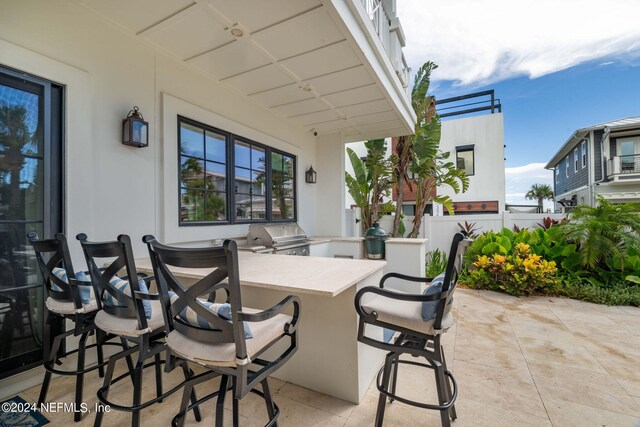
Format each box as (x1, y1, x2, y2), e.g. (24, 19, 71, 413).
(0, 2, 320, 262)
(438, 113, 506, 211)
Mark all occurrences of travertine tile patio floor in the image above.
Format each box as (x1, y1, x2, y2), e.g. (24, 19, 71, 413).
(19, 289, 640, 426)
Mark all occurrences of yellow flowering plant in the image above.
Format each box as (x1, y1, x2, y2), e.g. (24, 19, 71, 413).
(466, 243, 557, 296)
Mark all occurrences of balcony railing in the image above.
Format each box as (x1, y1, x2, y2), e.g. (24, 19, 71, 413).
(607, 154, 640, 177)
(360, 0, 411, 91)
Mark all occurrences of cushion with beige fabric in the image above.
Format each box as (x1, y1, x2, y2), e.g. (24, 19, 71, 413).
(361, 293, 453, 336)
(94, 300, 164, 336)
(45, 286, 98, 315)
(166, 308, 292, 367)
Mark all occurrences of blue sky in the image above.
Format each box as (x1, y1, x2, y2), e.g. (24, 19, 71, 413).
(396, 0, 640, 207)
(435, 59, 640, 167)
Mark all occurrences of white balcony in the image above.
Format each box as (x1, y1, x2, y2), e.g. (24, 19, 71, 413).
(607, 154, 640, 181)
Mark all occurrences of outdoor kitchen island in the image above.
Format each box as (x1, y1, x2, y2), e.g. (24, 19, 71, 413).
(135, 250, 386, 404)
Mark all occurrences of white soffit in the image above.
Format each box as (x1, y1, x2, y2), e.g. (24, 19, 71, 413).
(79, 0, 412, 140)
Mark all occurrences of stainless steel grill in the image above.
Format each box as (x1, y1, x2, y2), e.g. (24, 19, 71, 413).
(246, 223, 310, 256)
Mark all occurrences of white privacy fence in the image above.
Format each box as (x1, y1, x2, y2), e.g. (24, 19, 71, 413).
(371, 213, 567, 254)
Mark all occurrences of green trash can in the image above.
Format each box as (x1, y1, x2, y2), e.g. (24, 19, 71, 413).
(364, 222, 388, 259)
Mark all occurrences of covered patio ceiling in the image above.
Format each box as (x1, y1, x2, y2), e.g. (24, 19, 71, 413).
(79, 0, 414, 141)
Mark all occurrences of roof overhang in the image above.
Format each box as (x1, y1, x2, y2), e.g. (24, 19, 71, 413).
(78, 0, 415, 141)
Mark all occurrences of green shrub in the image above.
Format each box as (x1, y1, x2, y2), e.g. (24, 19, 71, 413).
(465, 242, 557, 296)
(425, 249, 448, 277)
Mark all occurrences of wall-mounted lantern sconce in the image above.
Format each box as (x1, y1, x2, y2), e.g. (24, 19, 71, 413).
(305, 165, 317, 184)
(122, 106, 149, 148)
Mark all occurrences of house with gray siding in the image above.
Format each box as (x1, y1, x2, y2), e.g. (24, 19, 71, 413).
(546, 117, 640, 210)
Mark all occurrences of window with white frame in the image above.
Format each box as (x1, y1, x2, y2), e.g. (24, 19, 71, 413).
(556, 167, 560, 184)
(565, 157, 569, 177)
(574, 148, 579, 172)
(581, 140, 587, 168)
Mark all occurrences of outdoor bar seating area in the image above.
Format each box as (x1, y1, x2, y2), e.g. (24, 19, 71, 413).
(21, 230, 467, 426)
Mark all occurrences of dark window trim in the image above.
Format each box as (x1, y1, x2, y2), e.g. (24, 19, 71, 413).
(455, 145, 475, 176)
(177, 116, 297, 226)
(0, 64, 64, 380)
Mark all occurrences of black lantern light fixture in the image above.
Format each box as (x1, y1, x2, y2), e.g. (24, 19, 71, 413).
(305, 165, 317, 184)
(122, 106, 149, 148)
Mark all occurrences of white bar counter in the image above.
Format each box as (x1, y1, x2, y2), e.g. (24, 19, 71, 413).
(136, 251, 386, 403)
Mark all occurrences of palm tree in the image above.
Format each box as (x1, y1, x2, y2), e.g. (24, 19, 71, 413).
(525, 184, 554, 213)
(390, 62, 469, 237)
(562, 196, 640, 270)
(0, 105, 35, 219)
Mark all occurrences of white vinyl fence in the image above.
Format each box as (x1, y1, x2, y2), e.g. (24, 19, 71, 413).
(373, 212, 566, 253)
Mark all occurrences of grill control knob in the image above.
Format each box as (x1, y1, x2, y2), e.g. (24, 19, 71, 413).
(302, 249, 309, 256)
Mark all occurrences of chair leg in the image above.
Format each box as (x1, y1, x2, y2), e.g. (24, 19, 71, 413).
(73, 332, 89, 422)
(154, 353, 163, 401)
(96, 330, 105, 378)
(131, 361, 144, 427)
(180, 363, 202, 423)
(389, 353, 400, 403)
(232, 377, 239, 427)
(434, 363, 451, 427)
(94, 351, 120, 427)
(121, 337, 136, 383)
(375, 352, 395, 427)
(215, 375, 229, 427)
(37, 332, 64, 406)
(440, 346, 457, 421)
(262, 378, 277, 427)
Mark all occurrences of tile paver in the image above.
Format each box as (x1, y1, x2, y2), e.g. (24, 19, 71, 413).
(14, 289, 640, 426)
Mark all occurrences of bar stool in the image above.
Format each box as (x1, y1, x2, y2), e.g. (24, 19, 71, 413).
(77, 233, 200, 427)
(28, 232, 121, 422)
(144, 236, 301, 427)
(355, 232, 471, 427)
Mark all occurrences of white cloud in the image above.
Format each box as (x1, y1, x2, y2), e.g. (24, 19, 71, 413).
(504, 162, 555, 211)
(397, 0, 640, 86)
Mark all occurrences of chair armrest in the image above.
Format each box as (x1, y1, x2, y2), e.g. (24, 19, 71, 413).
(134, 290, 161, 301)
(379, 272, 437, 289)
(206, 282, 230, 303)
(239, 295, 301, 334)
(354, 286, 450, 318)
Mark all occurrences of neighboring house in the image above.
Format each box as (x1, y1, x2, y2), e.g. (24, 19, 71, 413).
(545, 117, 640, 210)
(394, 91, 506, 216)
(0, 0, 414, 381)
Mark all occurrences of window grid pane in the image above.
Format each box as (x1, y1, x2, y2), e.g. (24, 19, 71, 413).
(179, 118, 295, 225)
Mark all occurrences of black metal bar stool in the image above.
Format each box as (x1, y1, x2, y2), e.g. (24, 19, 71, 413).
(28, 232, 123, 422)
(144, 236, 301, 427)
(77, 233, 201, 427)
(355, 232, 471, 427)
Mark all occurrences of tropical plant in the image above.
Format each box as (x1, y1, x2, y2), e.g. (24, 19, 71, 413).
(390, 62, 469, 237)
(457, 221, 480, 239)
(537, 216, 568, 230)
(465, 242, 558, 296)
(0, 104, 37, 220)
(425, 249, 448, 277)
(525, 184, 554, 212)
(345, 140, 394, 234)
(561, 196, 640, 270)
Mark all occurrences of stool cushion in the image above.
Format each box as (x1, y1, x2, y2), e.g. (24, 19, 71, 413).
(94, 300, 164, 337)
(51, 267, 92, 304)
(166, 307, 292, 367)
(362, 292, 454, 336)
(168, 292, 252, 338)
(45, 286, 98, 315)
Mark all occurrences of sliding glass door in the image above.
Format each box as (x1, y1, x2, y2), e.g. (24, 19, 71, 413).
(0, 66, 63, 378)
